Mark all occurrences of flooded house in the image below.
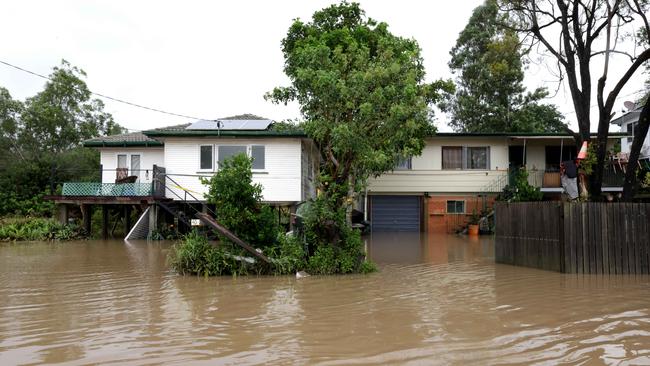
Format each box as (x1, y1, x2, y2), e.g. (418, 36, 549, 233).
(52, 120, 626, 237)
(366, 132, 625, 234)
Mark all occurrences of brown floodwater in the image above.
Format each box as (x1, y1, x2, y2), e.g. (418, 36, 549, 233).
(1, 234, 650, 365)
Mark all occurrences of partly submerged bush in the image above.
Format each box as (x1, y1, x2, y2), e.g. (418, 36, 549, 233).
(498, 169, 543, 202)
(0, 217, 83, 241)
(202, 154, 278, 250)
(169, 230, 306, 276)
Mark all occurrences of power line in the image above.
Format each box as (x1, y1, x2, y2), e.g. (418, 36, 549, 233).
(0, 59, 206, 121)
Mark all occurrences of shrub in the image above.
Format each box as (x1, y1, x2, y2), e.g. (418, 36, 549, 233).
(498, 169, 543, 202)
(202, 154, 278, 250)
(0, 217, 83, 241)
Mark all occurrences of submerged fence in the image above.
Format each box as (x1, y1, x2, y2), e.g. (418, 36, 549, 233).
(495, 202, 650, 275)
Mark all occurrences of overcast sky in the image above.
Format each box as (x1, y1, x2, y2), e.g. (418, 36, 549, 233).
(0, 1, 646, 133)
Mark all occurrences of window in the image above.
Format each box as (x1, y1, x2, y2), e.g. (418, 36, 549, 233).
(218, 145, 247, 166)
(627, 122, 637, 144)
(131, 154, 141, 180)
(466, 147, 489, 169)
(200, 145, 213, 170)
(251, 145, 265, 170)
(394, 156, 412, 170)
(447, 200, 465, 214)
(117, 154, 127, 169)
(442, 147, 463, 169)
(443, 146, 490, 170)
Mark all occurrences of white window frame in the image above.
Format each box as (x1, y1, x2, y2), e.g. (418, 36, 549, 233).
(446, 200, 466, 214)
(250, 145, 266, 171)
(198, 145, 214, 172)
(442, 146, 491, 170)
(114, 152, 144, 182)
(199, 144, 267, 173)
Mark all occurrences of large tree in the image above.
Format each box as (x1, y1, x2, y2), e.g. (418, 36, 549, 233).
(267, 2, 452, 240)
(0, 60, 120, 215)
(449, 0, 565, 133)
(500, 0, 650, 200)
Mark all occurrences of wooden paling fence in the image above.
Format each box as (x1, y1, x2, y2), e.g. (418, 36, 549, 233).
(495, 202, 650, 274)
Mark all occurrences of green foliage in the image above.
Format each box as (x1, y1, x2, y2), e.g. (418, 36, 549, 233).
(498, 169, 543, 202)
(267, 233, 307, 275)
(169, 230, 307, 276)
(448, 0, 565, 133)
(267, 1, 452, 226)
(202, 153, 278, 249)
(0, 60, 120, 217)
(0, 217, 83, 241)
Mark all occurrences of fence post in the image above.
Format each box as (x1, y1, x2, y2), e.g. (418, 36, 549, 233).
(559, 202, 565, 273)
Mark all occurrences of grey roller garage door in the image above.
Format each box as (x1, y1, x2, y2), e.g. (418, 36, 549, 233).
(371, 195, 421, 232)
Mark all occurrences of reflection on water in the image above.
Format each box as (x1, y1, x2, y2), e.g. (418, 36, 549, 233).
(1, 235, 650, 365)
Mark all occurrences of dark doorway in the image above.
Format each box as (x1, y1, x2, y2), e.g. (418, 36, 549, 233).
(545, 145, 576, 171)
(508, 146, 526, 169)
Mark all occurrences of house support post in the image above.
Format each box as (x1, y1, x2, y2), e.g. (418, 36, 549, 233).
(57, 204, 69, 225)
(81, 204, 92, 236)
(123, 205, 131, 236)
(148, 204, 159, 237)
(102, 205, 109, 240)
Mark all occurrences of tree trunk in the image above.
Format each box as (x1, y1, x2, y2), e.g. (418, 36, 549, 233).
(622, 102, 650, 201)
(590, 109, 613, 200)
(345, 173, 356, 227)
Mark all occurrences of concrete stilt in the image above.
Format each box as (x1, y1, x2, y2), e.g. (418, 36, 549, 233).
(81, 204, 92, 235)
(102, 205, 109, 240)
(123, 205, 131, 235)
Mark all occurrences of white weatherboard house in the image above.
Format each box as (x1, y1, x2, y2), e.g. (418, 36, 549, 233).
(83, 114, 318, 207)
(611, 103, 650, 161)
(79, 117, 627, 235)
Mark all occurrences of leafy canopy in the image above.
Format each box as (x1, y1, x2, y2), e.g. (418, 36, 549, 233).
(0, 60, 122, 216)
(449, 0, 565, 133)
(267, 1, 452, 188)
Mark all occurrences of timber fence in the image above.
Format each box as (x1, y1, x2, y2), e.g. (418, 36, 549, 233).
(495, 202, 650, 275)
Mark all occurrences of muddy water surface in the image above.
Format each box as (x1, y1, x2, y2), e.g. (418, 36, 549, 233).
(1, 234, 650, 365)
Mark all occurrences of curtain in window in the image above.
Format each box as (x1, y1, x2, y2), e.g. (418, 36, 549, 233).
(442, 147, 463, 169)
(131, 155, 141, 181)
(251, 145, 265, 170)
(467, 147, 488, 169)
(200, 146, 213, 170)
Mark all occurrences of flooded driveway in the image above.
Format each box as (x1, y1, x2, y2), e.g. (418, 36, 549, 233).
(1, 234, 650, 365)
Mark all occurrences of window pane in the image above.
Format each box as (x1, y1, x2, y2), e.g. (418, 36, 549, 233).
(251, 145, 265, 170)
(467, 147, 488, 169)
(394, 156, 412, 170)
(117, 154, 127, 169)
(442, 147, 462, 169)
(131, 155, 141, 179)
(447, 200, 465, 214)
(218, 145, 247, 166)
(200, 145, 213, 170)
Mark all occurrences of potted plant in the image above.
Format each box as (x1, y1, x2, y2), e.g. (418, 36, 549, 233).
(467, 210, 480, 236)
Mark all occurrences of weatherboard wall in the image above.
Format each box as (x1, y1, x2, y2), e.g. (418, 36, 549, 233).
(99, 147, 164, 184)
(368, 137, 510, 193)
(162, 137, 303, 203)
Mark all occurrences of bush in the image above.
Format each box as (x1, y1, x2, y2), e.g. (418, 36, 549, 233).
(169, 230, 306, 276)
(498, 169, 543, 202)
(0, 217, 83, 241)
(202, 154, 278, 250)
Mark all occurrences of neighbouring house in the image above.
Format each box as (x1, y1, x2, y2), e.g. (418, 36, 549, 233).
(52, 116, 627, 238)
(610, 103, 650, 163)
(364, 132, 625, 234)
